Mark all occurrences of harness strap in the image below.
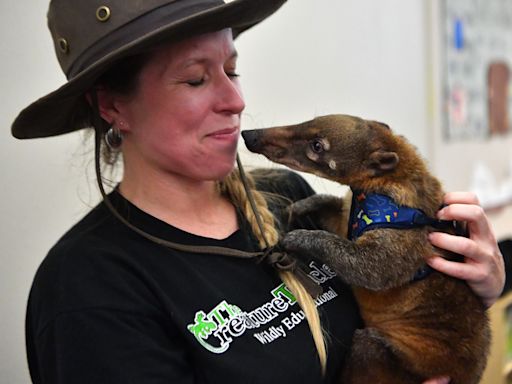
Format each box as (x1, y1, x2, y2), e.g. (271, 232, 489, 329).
(348, 190, 464, 283)
(411, 209, 467, 236)
(348, 191, 463, 240)
(264, 249, 323, 297)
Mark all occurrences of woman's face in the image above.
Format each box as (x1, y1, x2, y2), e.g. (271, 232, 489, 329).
(111, 29, 245, 182)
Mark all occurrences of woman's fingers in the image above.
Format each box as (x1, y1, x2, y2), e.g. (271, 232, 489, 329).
(428, 232, 483, 265)
(428, 230, 504, 307)
(427, 192, 505, 307)
(442, 191, 479, 205)
(437, 203, 492, 243)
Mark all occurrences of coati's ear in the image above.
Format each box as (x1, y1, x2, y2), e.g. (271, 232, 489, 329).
(367, 150, 399, 175)
(368, 120, 391, 130)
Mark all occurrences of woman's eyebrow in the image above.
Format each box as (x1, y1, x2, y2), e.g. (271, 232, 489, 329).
(180, 50, 239, 68)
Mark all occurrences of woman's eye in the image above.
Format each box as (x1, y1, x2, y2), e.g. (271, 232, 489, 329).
(226, 72, 240, 79)
(310, 139, 324, 153)
(186, 78, 205, 87)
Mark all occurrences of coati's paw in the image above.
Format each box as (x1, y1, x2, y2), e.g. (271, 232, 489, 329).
(281, 229, 338, 260)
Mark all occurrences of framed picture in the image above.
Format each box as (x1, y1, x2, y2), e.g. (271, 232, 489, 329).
(441, 0, 512, 141)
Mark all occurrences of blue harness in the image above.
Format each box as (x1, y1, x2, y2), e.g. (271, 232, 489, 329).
(347, 190, 463, 282)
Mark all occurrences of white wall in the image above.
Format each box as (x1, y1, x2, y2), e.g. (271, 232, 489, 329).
(238, 0, 430, 151)
(237, 0, 431, 201)
(1, 2, 98, 383)
(1, 1, 509, 383)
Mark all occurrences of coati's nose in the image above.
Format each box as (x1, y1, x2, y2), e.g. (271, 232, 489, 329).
(241, 129, 264, 153)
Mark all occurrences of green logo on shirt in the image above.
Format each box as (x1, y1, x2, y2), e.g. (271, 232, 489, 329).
(187, 283, 297, 353)
(187, 262, 338, 353)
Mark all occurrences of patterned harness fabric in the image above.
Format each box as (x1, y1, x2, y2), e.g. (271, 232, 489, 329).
(347, 190, 462, 282)
(347, 191, 462, 240)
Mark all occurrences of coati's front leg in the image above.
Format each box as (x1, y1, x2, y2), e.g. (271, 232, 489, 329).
(282, 228, 429, 290)
(287, 194, 349, 236)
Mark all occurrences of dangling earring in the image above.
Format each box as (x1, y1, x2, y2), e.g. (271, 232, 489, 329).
(105, 125, 123, 151)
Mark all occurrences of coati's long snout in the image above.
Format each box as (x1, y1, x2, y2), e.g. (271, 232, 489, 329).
(242, 126, 307, 173)
(242, 114, 401, 185)
(242, 127, 292, 159)
(241, 129, 265, 153)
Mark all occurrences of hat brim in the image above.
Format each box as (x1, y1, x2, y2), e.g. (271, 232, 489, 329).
(12, 0, 286, 139)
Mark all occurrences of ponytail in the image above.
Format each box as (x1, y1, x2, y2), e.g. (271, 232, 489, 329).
(220, 169, 327, 374)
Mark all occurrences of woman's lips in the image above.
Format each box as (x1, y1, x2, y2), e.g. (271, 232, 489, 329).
(207, 127, 239, 139)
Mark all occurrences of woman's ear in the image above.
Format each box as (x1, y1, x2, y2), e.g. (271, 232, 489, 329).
(85, 88, 126, 128)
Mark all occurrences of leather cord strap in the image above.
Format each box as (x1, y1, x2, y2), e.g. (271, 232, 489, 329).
(263, 248, 323, 298)
(90, 92, 321, 298)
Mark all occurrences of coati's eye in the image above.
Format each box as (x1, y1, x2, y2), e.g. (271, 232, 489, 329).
(309, 139, 325, 154)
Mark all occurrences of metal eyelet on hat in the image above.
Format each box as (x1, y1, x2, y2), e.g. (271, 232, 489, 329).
(58, 38, 69, 54)
(96, 6, 111, 22)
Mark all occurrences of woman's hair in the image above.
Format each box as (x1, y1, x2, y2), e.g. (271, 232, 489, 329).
(93, 52, 328, 374)
(221, 171, 327, 374)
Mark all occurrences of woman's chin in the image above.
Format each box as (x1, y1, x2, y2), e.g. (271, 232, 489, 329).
(202, 157, 238, 181)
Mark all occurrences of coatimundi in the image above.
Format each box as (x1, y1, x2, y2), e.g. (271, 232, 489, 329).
(242, 114, 490, 384)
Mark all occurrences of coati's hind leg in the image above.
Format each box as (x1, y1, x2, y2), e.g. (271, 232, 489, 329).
(343, 328, 421, 384)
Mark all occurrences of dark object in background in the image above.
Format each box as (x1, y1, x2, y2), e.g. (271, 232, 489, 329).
(500, 239, 512, 294)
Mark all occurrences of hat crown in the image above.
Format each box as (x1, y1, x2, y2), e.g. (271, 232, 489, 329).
(14, 0, 287, 139)
(47, 0, 226, 79)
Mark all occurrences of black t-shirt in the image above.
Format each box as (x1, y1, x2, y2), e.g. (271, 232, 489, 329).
(26, 170, 362, 384)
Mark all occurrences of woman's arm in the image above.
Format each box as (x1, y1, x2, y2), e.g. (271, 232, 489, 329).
(427, 192, 505, 308)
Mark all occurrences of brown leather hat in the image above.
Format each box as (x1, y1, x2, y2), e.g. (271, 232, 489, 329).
(12, 0, 286, 139)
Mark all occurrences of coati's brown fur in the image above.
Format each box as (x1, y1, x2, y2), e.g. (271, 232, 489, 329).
(242, 114, 490, 384)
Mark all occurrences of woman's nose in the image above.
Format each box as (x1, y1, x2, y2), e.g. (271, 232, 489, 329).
(215, 74, 245, 114)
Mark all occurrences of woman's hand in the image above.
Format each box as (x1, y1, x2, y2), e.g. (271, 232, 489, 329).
(427, 192, 505, 307)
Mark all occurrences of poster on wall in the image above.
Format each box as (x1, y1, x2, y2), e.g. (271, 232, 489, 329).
(442, 0, 512, 141)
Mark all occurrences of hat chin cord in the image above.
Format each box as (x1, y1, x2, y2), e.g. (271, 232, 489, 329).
(89, 91, 320, 297)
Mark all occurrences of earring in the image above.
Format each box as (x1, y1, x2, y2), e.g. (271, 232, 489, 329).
(105, 125, 123, 151)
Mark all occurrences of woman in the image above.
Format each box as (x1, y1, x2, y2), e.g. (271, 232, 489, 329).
(13, 1, 504, 383)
